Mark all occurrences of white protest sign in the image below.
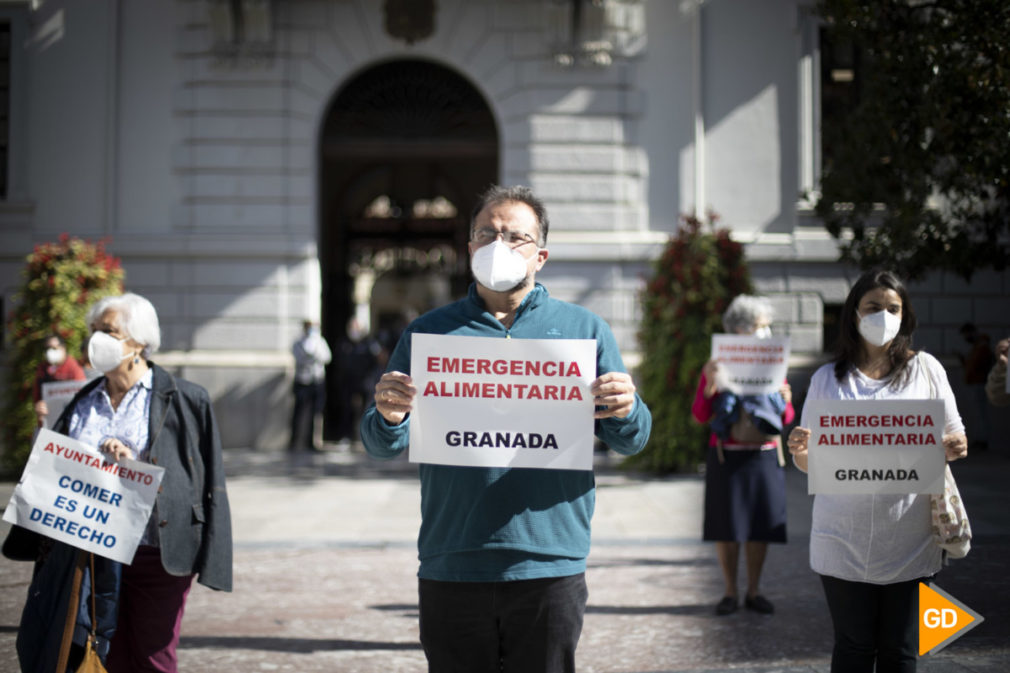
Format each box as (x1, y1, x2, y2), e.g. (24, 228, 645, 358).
(711, 335, 791, 395)
(3, 428, 165, 563)
(40, 380, 87, 429)
(806, 399, 945, 495)
(409, 334, 597, 470)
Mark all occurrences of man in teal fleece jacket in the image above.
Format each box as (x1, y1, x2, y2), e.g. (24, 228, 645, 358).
(360, 185, 652, 673)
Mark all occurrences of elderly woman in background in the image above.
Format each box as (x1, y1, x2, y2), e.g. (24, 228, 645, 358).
(692, 294, 793, 616)
(5, 293, 232, 673)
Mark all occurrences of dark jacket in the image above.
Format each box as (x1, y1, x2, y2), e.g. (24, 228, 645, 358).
(710, 391, 787, 440)
(5, 363, 232, 672)
(142, 363, 232, 590)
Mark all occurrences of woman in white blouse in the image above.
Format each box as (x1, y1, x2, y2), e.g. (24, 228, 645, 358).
(787, 269, 968, 673)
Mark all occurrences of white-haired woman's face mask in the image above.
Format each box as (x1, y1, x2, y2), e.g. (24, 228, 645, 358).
(88, 308, 143, 373)
(88, 332, 131, 373)
(735, 319, 772, 338)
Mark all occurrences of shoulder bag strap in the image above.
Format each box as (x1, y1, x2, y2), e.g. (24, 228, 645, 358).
(56, 550, 88, 671)
(919, 352, 938, 400)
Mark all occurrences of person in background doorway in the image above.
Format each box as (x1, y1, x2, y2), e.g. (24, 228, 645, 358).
(290, 319, 332, 452)
(958, 322, 993, 450)
(986, 337, 1009, 407)
(335, 316, 382, 445)
(692, 294, 793, 616)
(32, 333, 86, 427)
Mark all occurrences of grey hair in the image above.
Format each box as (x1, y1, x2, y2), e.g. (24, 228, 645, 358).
(86, 293, 162, 357)
(470, 184, 550, 246)
(722, 294, 774, 333)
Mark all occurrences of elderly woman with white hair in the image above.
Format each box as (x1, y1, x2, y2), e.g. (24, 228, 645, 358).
(691, 294, 793, 616)
(5, 292, 232, 673)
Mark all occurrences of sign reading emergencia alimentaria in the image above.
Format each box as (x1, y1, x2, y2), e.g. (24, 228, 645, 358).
(409, 334, 597, 470)
(806, 399, 946, 495)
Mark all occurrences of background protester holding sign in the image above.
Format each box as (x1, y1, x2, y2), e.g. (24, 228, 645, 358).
(32, 333, 86, 428)
(787, 269, 968, 673)
(361, 185, 652, 673)
(3, 293, 232, 673)
(692, 294, 793, 616)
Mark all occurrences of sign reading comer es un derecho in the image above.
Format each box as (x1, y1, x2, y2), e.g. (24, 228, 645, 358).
(409, 334, 597, 471)
(806, 399, 945, 495)
(3, 428, 165, 564)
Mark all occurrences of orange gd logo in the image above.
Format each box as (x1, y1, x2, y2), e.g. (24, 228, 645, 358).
(919, 582, 983, 656)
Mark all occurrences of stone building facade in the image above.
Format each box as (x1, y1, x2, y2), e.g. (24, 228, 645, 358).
(1, 0, 1006, 449)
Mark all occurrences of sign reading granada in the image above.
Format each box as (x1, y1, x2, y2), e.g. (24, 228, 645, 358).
(3, 429, 165, 563)
(409, 334, 597, 470)
(806, 399, 945, 495)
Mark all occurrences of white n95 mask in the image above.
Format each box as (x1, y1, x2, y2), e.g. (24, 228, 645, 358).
(470, 240, 531, 292)
(88, 332, 132, 373)
(857, 310, 902, 347)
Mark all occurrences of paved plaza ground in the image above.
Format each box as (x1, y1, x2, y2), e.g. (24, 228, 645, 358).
(2, 444, 1008, 672)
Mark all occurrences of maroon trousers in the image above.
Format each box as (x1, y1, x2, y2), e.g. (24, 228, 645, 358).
(105, 546, 194, 673)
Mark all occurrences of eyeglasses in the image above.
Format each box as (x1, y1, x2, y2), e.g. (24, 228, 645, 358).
(471, 228, 538, 248)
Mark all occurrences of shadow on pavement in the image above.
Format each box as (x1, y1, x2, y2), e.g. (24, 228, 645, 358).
(178, 635, 422, 652)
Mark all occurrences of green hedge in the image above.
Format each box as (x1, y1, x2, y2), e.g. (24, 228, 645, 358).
(2, 235, 124, 475)
(625, 213, 752, 473)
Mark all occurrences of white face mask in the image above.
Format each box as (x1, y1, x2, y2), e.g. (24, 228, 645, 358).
(45, 348, 65, 366)
(753, 326, 772, 339)
(858, 310, 902, 347)
(88, 332, 132, 373)
(470, 239, 533, 292)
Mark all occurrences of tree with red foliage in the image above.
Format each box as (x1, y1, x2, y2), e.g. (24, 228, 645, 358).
(627, 213, 752, 472)
(2, 235, 125, 474)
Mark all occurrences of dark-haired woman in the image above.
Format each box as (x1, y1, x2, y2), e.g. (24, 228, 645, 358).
(787, 269, 967, 673)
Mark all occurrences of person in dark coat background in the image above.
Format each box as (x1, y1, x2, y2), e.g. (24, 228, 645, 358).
(3, 292, 232, 673)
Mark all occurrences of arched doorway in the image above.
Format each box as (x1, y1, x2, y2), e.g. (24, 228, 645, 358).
(318, 59, 499, 442)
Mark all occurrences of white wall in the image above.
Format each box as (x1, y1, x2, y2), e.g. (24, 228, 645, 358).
(636, 1, 694, 233)
(117, 0, 179, 235)
(704, 0, 800, 234)
(3, 0, 1008, 449)
(26, 1, 115, 238)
